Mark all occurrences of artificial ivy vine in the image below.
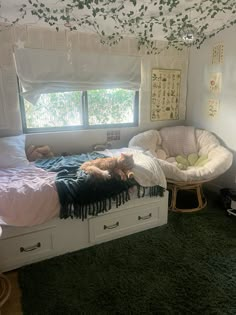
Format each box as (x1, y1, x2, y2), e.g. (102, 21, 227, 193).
(1, 0, 236, 53)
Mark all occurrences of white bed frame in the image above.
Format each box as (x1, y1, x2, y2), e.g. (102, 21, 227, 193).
(0, 192, 168, 272)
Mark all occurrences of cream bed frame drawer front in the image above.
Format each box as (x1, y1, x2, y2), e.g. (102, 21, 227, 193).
(0, 193, 168, 271)
(89, 204, 163, 244)
(0, 229, 54, 270)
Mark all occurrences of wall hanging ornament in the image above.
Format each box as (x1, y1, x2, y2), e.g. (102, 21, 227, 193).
(1, 0, 236, 54)
(208, 99, 219, 118)
(151, 68, 181, 121)
(209, 72, 222, 94)
(212, 43, 224, 65)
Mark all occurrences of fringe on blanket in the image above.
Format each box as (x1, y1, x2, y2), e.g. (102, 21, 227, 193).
(137, 185, 165, 198)
(60, 185, 165, 220)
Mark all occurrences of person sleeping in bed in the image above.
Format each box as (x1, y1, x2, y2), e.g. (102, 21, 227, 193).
(80, 153, 134, 181)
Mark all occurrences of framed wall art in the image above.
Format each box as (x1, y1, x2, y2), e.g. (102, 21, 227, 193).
(151, 68, 181, 121)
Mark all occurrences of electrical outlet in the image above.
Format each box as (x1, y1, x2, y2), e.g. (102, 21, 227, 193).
(107, 130, 120, 141)
(231, 199, 236, 209)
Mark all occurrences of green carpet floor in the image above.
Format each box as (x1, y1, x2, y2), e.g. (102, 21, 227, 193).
(18, 192, 236, 315)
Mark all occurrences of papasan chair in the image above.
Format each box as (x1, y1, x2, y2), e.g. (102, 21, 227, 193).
(128, 126, 233, 212)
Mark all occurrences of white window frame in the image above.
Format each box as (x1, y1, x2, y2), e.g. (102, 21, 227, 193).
(19, 87, 139, 133)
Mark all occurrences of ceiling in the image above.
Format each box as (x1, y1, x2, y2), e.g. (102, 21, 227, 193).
(0, 0, 235, 50)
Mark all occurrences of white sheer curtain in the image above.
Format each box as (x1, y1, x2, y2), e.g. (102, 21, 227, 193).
(14, 48, 141, 104)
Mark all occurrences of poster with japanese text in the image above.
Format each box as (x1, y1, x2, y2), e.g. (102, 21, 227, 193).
(151, 69, 181, 121)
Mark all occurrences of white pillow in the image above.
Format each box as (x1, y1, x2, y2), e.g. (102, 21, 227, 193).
(128, 130, 161, 152)
(0, 134, 29, 168)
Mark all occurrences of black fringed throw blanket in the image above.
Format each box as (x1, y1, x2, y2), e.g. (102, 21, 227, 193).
(35, 152, 164, 220)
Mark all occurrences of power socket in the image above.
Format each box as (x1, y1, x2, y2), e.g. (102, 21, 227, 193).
(107, 130, 120, 141)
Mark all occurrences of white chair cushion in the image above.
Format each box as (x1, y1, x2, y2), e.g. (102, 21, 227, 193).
(129, 127, 233, 182)
(159, 126, 198, 157)
(128, 129, 161, 154)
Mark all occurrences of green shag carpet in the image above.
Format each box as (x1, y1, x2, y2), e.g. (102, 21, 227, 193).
(18, 193, 236, 315)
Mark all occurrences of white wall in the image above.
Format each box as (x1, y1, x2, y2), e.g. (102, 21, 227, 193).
(0, 26, 188, 154)
(187, 25, 236, 190)
(0, 29, 22, 136)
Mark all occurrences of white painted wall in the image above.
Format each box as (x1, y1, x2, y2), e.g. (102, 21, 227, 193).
(187, 25, 236, 190)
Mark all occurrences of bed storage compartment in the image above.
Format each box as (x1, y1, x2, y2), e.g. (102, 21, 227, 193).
(0, 228, 55, 271)
(0, 193, 168, 272)
(89, 193, 168, 244)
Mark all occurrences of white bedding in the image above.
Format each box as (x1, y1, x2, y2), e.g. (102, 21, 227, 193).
(0, 164, 59, 226)
(0, 149, 166, 227)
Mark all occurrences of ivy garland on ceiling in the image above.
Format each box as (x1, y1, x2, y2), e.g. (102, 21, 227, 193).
(1, 0, 236, 54)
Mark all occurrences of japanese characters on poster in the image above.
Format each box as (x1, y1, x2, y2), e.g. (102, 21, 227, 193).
(212, 43, 224, 65)
(151, 69, 181, 121)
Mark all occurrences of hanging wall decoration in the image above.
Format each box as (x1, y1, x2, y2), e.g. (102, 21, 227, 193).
(151, 69, 181, 121)
(208, 99, 219, 118)
(209, 72, 222, 94)
(1, 1, 236, 54)
(212, 43, 224, 65)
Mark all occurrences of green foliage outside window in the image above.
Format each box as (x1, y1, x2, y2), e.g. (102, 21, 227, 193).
(23, 88, 137, 131)
(25, 91, 83, 128)
(88, 89, 134, 125)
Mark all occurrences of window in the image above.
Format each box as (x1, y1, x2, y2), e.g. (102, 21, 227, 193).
(20, 88, 139, 133)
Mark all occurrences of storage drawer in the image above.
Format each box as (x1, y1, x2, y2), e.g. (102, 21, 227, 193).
(0, 229, 54, 270)
(89, 204, 160, 244)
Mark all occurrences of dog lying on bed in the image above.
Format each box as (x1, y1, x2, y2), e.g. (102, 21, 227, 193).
(80, 153, 134, 181)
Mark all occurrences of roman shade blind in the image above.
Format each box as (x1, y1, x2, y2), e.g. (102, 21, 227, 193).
(14, 48, 141, 104)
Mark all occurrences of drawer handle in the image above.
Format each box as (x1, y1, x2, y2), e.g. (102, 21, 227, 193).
(104, 222, 119, 230)
(138, 213, 152, 220)
(20, 242, 41, 253)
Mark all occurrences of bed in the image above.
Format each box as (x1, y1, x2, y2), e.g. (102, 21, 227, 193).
(0, 136, 168, 272)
